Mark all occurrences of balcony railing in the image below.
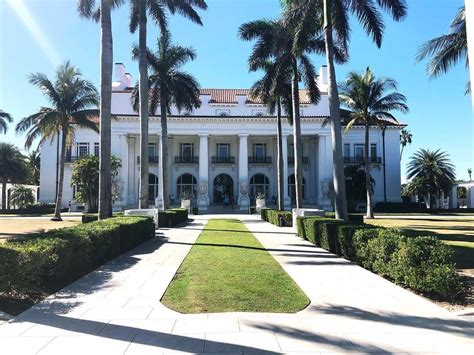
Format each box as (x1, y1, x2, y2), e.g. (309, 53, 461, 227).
(175, 156, 198, 164)
(65, 155, 80, 163)
(343, 156, 382, 165)
(136, 156, 159, 164)
(288, 156, 309, 165)
(211, 156, 235, 164)
(248, 156, 272, 164)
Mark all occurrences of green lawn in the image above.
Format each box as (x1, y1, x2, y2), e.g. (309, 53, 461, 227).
(367, 218, 474, 271)
(161, 219, 309, 313)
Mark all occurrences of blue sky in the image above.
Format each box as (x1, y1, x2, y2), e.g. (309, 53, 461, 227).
(0, 0, 472, 181)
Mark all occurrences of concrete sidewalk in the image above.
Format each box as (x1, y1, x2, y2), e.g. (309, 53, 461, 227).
(0, 214, 473, 354)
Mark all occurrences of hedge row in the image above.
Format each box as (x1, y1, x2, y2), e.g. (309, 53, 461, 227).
(297, 217, 462, 301)
(324, 212, 364, 224)
(260, 208, 292, 227)
(0, 216, 155, 297)
(158, 208, 188, 227)
(0, 203, 67, 215)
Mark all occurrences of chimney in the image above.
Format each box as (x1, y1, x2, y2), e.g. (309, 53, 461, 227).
(318, 65, 328, 87)
(124, 73, 132, 88)
(114, 63, 126, 83)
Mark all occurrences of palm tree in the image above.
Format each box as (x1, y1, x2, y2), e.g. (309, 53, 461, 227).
(339, 67, 408, 218)
(239, 18, 324, 208)
(78, 0, 123, 219)
(416, 6, 468, 92)
(27, 149, 41, 185)
(400, 128, 412, 161)
(10, 185, 35, 210)
(131, 31, 201, 209)
(129, 0, 207, 209)
(0, 110, 13, 134)
(406, 149, 456, 209)
(16, 61, 99, 221)
(468, 168, 472, 181)
(0, 143, 28, 211)
(285, 0, 407, 221)
(249, 61, 293, 211)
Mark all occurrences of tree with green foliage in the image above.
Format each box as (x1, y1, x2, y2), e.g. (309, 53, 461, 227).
(71, 155, 122, 213)
(0, 110, 12, 134)
(26, 149, 41, 185)
(128, 0, 207, 209)
(16, 61, 99, 221)
(285, 0, 407, 220)
(416, 6, 468, 93)
(9, 185, 35, 210)
(406, 149, 456, 209)
(339, 68, 408, 218)
(400, 128, 412, 161)
(239, 18, 325, 208)
(131, 31, 201, 209)
(0, 143, 29, 211)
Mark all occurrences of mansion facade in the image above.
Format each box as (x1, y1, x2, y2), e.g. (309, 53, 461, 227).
(39, 63, 404, 211)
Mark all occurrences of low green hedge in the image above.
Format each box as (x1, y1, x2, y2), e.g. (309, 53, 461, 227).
(0, 216, 154, 297)
(324, 212, 364, 224)
(297, 216, 462, 301)
(260, 208, 292, 227)
(248, 206, 255, 214)
(158, 208, 188, 227)
(0, 203, 67, 215)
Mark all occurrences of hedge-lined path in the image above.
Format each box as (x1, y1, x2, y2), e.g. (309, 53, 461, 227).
(0, 214, 472, 354)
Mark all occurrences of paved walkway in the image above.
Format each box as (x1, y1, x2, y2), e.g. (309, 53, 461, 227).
(1, 215, 473, 354)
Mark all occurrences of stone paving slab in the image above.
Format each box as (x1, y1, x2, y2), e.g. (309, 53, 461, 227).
(0, 214, 473, 354)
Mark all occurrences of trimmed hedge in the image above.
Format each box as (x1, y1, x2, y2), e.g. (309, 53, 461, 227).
(374, 202, 426, 213)
(297, 216, 462, 301)
(0, 216, 154, 297)
(324, 212, 364, 224)
(260, 208, 292, 227)
(0, 203, 67, 215)
(158, 208, 188, 227)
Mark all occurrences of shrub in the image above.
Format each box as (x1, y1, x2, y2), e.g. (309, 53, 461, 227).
(0, 203, 67, 215)
(248, 206, 255, 214)
(82, 214, 98, 223)
(260, 208, 292, 227)
(158, 208, 188, 227)
(324, 211, 364, 224)
(374, 202, 426, 213)
(0, 216, 154, 297)
(335, 223, 375, 260)
(296, 217, 306, 240)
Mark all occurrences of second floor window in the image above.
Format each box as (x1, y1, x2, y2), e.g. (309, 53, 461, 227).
(370, 143, 377, 158)
(94, 143, 100, 157)
(354, 144, 364, 160)
(148, 143, 157, 157)
(180, 143, 194, 158)
(288, 143, 294, 158)
(253, 143, 266, 159)
(343, 144, 350, 157)
(77, 143, 89, 157)
(217, 143, 230, 158)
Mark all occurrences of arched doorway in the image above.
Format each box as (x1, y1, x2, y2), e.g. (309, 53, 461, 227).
(249, 173, 270, 201)
(288, 174, 305, 204)
(149, 173, 159, 202)
(177, 173, 197, 199)
(213, 174, 234, 204)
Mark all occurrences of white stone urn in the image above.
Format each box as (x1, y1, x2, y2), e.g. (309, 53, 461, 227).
(181, 199, 191, 209)
(256, 198, 266, 209)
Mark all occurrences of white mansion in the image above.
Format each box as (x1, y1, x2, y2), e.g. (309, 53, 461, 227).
(39, 63, 404, 211)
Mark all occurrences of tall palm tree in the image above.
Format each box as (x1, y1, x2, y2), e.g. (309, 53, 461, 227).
(239, 18, 324, 208)
(0, 143, 28, 211)
(406, 149, 456, 209)
(249, 61, 293, 210)
(27, 149, 41, 185)
(10, 185, 35, 210)
(400, 128, 412, 161)
(78, 0, 123, 219)
(416, 6, 468, 92)
(16, 61, 99, 221)
(285, 0, 407, 221)
(339, 67, 408, 218)
(131, 31, 201, 209)
(0, 110, 13, 134)
(129, 0, 207, 209)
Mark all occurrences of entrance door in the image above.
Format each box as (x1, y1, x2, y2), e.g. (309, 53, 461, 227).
(213, 174, 234, 204)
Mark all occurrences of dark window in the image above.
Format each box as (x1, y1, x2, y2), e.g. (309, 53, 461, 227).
(94, 143, 99, 157)
(217, 143, 230, 158)
(148, 174, 159, 201)
(253, 143, 266, 159)
(249, 174, 270, 200)
(177, 173, 197, 199)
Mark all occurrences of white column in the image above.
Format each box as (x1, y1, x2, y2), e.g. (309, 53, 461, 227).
(119, 134, 129, 207)
(449, 185, 458, 209)
(197, 133, 209, 210)
(238, 133, 250, 210)
(318, 135, 333, 210)
(156, 134, 164, 210)
(282, 134, 291, 209)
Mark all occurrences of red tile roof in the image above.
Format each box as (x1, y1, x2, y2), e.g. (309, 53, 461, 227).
(200, 88, 313, 104)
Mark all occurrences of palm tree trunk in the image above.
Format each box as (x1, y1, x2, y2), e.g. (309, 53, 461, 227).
(400, 145, 405, 161)
(291, 57, 303, 209)
(98, 0, 113, 219)
(276, 98, 284, 211)
(52, 129, 67, 221)
(160, 92, 169, 209)
(1, 182, 6, 211)
(364, 124, 374, 218)
(382, 127, 387, 202)
(323, 0, 348, 221)
(138, 0, 149, 209)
